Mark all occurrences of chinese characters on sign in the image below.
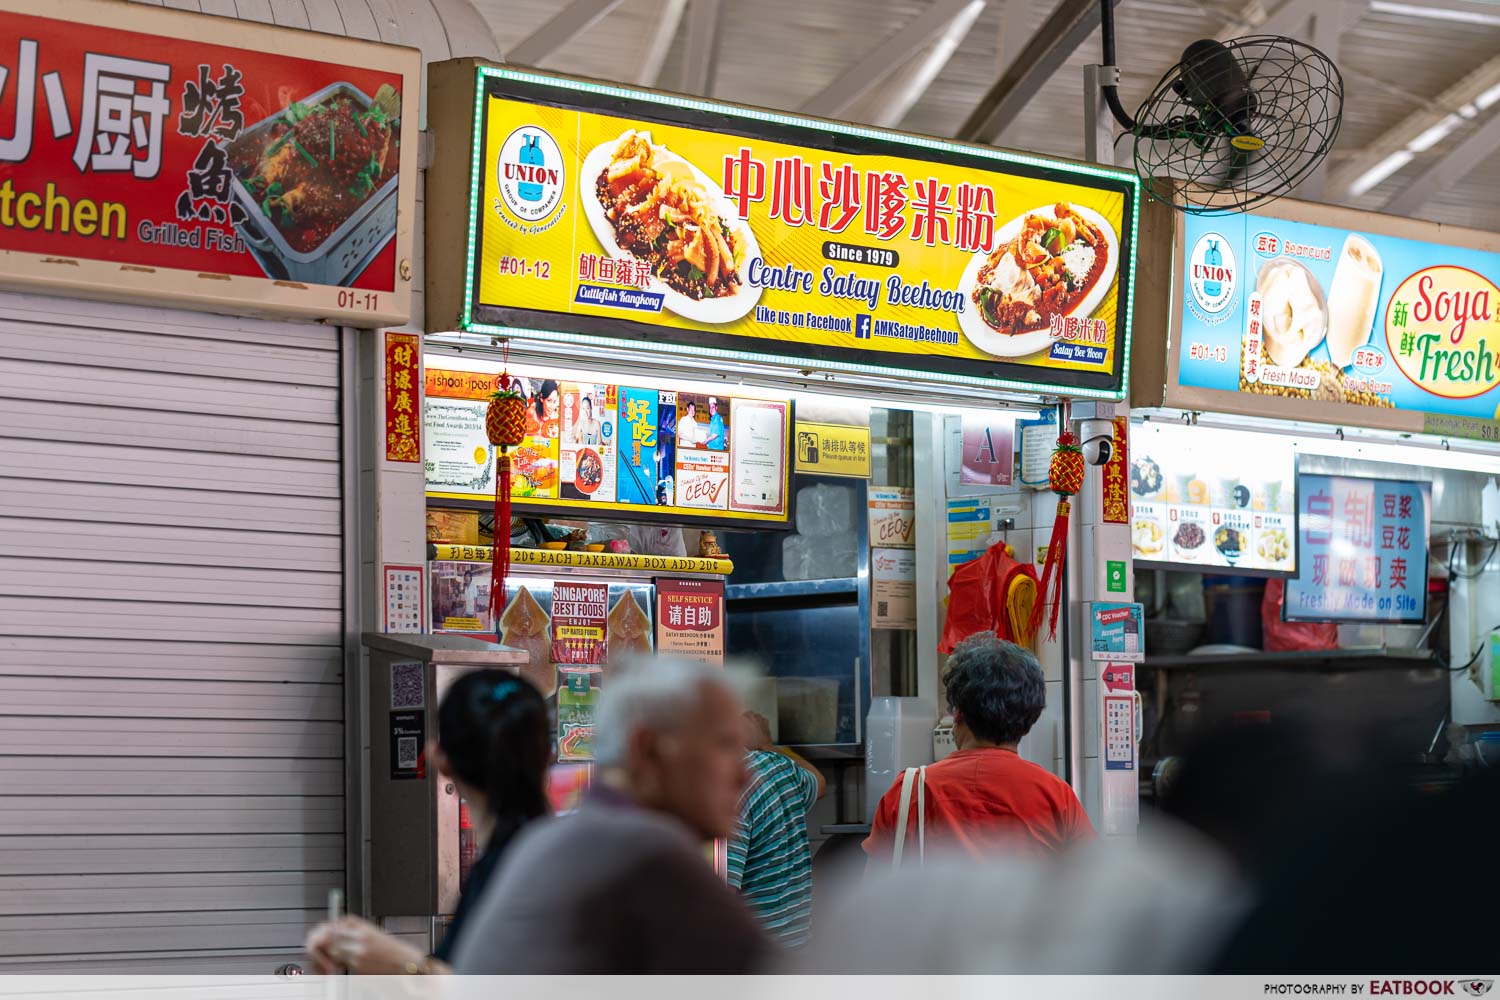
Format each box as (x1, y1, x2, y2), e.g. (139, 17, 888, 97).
(0, 3, 415, 324)
(1101, 416, 1129, 525)
(446, 67, 1137, 397)
(1286, 474, 1430, 624)
(385, 333, 421, 462)
(655, 578, 725, 665)
(793, 422, 871, 478)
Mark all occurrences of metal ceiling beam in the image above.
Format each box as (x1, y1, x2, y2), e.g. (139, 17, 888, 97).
(1328, 53, 1500, 196)
(956, 0, 1117, 143)
(801, 0, 986, 119)
(505, 0, 624, 65)
(1384, 108, 1500, 215)
(638, 0, 688, 86)
(1369, 0, 1500, 27)
(1213, 0, 1336, 42)
(678, 0, 723, 95)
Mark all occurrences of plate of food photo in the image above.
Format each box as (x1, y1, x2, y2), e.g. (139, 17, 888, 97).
(581, 130, 761, 325)
(957, 202, 1119, 359)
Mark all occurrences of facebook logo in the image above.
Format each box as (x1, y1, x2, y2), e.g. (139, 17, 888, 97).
(854, 314, 872, 340)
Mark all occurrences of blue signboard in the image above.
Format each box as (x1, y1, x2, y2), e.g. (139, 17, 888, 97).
(1179, 212, 1500, 422)
(1285, 474, 1431, 624)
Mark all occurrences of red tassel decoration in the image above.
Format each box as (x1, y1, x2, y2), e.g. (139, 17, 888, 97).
(485, 373, 527, 625)
(1029, 431, 1087, 641)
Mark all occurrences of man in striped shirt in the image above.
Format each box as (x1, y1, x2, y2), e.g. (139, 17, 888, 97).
(726, 712, 826, 949)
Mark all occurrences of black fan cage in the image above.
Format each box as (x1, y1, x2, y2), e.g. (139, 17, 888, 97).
(1132, 35, 1344, 214)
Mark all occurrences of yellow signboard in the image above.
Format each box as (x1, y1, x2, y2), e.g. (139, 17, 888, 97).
(794, 422, 872, 478)
(447, 67, 1139, 398)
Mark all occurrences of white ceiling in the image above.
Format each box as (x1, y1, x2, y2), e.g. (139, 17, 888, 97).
(469, 0, 1500, 231)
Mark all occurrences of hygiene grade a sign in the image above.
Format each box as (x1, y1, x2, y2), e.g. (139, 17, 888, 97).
(1177, 208, 1500, 426)
(438, 65, 1139, 398)
(0, 0, 419, 325)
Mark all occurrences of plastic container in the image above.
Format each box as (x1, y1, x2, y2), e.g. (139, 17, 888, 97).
(864, 697, 937, 822)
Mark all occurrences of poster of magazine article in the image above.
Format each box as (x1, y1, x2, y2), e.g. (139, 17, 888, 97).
(675, 392, 730, 510)
(561, 383, 617, 502)
(656, 391, 678, 507)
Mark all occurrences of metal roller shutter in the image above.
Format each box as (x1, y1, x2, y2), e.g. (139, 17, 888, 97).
(0, 290, 346, 972)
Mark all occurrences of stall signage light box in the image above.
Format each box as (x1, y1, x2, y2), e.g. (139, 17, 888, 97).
(1130, 421, 1297, 577)
(1286, 474, 1430, 624)
(0, 0, 419, 325)
(424, 360, 792, 525)
(439, 64, 1140, 399)
(1173, 205, 1500, 429)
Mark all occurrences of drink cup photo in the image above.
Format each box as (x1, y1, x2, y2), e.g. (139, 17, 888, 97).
(1325, 234, 1383, 369)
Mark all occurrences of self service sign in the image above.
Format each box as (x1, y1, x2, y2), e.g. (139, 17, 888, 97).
(1286, 474, 1431, 625)
(430, 65, 1140, 399)
(1177, 207, 1500, 429)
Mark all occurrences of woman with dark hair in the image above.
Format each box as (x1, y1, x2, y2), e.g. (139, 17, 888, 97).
(524, 379, 561, 437)
(305, 669, 551, 974)
(863, 633, 1092, 864)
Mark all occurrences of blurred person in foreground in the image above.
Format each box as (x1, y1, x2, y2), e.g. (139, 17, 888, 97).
(306, 670, 551, 974)
(452, 658, 769, 974)
(864, 633, 1093, 866)
(729, 710, 826, 949)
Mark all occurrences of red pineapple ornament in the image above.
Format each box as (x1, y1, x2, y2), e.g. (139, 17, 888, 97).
(1029, 431, 1086, 640)
(486, 374, 526, 624)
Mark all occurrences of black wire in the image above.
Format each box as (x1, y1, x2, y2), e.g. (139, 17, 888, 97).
(1099, 0, 1137, 130)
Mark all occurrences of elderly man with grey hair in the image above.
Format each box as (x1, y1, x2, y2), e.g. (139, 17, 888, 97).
(863, 632, 1093, 865)
(451, 657, 768, 974)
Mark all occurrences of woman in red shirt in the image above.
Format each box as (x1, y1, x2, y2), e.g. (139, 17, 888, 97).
(864, 633, 1093, 864)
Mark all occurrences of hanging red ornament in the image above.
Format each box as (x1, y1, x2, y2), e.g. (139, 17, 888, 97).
(1028, 430, 1087, 641)
(486, 372, 527, 625)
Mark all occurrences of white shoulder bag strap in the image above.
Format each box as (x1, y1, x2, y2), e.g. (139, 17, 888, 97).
(890, 766, 927, 867)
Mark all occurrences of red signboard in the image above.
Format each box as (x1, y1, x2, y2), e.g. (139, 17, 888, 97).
(655, 578, 725, 665)
(1101, 415, 1130, 525)
(0, 0, 418, 325)
(385, 332, 420, 463)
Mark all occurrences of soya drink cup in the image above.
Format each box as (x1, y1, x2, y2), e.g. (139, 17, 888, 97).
(1325, 234, 1383, 369)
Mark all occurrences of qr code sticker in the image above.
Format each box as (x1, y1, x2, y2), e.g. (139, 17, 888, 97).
(396, 736, 419, 770)
(877, 601, 889, 617)
(391, 661, 424, 709)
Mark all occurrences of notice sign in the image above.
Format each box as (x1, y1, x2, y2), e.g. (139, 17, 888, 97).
(434, 65, 1138, 397)
(550, 581, 608, 666)
(1286, 474, 1431, 624)
(872, 548, 917, 630)
(795, 422, 871, 478)
(656, 578, 725, 665)
(1089, 602, 1144, 663)
(0, 0, 419, 325)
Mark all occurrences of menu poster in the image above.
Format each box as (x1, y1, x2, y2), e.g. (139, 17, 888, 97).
(872, 548, 917, 629)
(425, 362, 792, 524)
(1130, 421, 1297, 576)
(514, 375, 561, 499)
(731, 400, 790, 515)
(617, 386, 659, 505)
(550, 582, 609, 666)
(675, 392, 730, 510)
(561, 383, 618, 502)
(869, 487, 916, 548)
(656, 579, 726, 664)
(1286, 475, 1431, 624)
(657, 391, 679, 506)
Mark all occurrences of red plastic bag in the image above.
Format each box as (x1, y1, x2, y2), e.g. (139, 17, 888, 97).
(1261, 578, 1337, 652)
(941, 544, 1039, 652)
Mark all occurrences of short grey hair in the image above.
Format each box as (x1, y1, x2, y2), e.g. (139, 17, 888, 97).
(593, 657, 738, 767)
(942, 632, 1045, 745)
